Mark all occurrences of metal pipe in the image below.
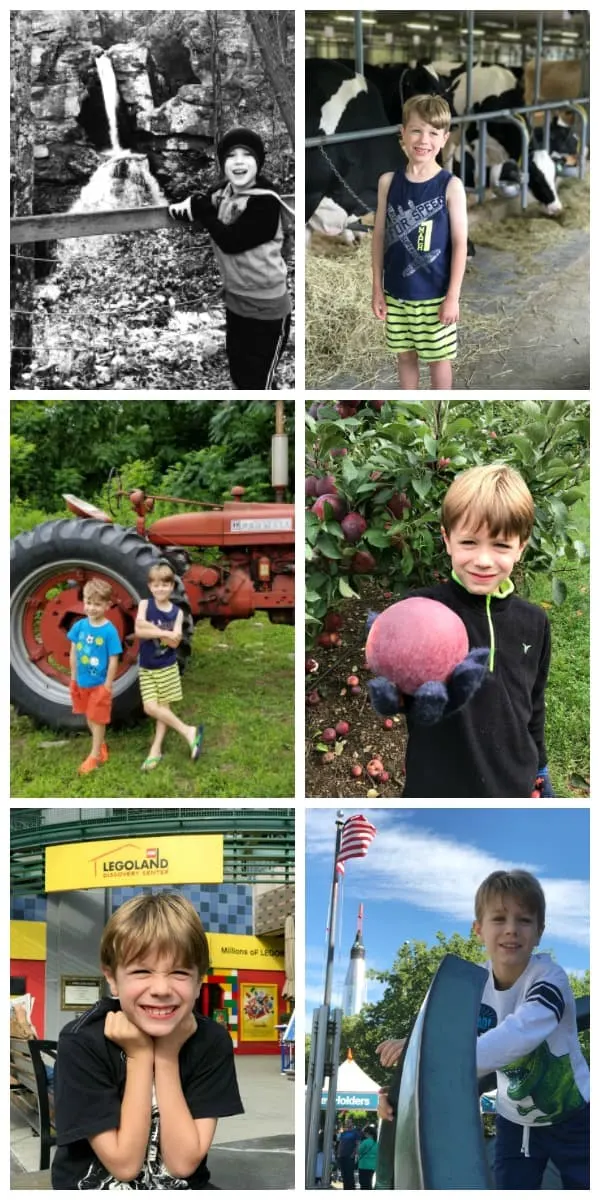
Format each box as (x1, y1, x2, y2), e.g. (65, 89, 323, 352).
(305, 1006, 329, 1186)
(305, 98, 590, 149)
(321, 1009, 342, 1188)
(466, 11, 474, 114)
(476, 120, 487, 206)
(324, 811, 344, 1007)
(534, 12, 544, 105)
(354, 11, 364, 76)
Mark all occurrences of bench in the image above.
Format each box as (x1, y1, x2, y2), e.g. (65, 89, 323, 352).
(10, 1038, 57, 1172)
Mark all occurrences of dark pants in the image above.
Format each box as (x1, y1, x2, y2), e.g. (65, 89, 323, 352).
(339, 1157, 356, 1189)
(226, 308, 291, 390)
(494, 1105, 590, 1190)
(358, 1168, 374, 1188)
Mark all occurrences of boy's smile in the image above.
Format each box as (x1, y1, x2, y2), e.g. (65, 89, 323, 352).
(474, 896, 542, 987)
(442, 517, 527, 594)
(224, 147, 258, 191)
(104, 952, 201, 1037)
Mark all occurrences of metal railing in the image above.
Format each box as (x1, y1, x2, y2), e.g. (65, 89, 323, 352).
(306, 98, 588, 209)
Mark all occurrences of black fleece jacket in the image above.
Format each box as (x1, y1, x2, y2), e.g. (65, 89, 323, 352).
(403, 579, 551, 799)
(190, 174, 282, 253)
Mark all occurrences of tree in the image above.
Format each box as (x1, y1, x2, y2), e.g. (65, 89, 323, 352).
(305, 399, 589, 642)
(10, 10, 35, 386)
(245, 10, 294, 141)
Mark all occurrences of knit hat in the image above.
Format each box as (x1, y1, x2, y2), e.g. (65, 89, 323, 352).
(217, 127, 265, 171)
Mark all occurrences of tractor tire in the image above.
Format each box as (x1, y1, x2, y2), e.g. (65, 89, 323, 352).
(10, 518, 193, 732)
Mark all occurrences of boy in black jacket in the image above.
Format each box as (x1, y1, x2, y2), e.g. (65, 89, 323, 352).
(52, 892, 243, 1189)
(169, 126, 292, 389)
(402, 463, 553, 799)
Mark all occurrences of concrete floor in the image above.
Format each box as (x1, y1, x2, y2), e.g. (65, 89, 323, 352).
(11, 1054, 295, 1190)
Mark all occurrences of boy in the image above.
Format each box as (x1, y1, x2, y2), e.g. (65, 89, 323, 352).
(371, 95, 468, 390)
(377, 870, 590, 1190)
(68, 578, 122, 775)
(52, 891, 244, 1189)
(402, 463, 552, 799)
(135, 563, 203, 771)
(168, 127, 293, 390)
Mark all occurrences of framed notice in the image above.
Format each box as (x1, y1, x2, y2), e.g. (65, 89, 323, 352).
(240, 982, 279, 1042)
(61, 976, 104, 1010)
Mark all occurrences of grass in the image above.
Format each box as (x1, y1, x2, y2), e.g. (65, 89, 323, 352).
(527, 490, 589, 797)
(10, 614, 294, 799)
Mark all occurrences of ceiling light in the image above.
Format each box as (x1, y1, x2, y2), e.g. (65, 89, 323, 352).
(404, 22, 433, 32)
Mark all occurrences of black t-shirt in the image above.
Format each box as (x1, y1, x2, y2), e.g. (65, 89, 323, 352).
(51, 999, 244, 1190)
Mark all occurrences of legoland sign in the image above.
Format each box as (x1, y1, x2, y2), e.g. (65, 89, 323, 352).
(45, 835, 224, 891)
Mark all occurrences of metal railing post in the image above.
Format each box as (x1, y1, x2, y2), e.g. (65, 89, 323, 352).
(354, 11, 364, 76)
(534, 13, 544, 104)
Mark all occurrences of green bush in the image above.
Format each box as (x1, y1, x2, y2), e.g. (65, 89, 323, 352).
(306, 399, 589, 642)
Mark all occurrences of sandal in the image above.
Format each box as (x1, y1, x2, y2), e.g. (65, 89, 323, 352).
(141, 754, 163, 772)
(190, 725, 204, 761)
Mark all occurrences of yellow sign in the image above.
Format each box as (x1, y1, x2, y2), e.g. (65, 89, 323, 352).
(240, 982, 279, 1041)
(207, 933, 284, 971)
(10, 920, 47, 961)
(45, 835, 223, 891)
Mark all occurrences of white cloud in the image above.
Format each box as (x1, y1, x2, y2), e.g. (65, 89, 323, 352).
(306, 810, 589, 949)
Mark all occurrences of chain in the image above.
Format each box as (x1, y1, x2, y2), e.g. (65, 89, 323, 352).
(318, 144, 372, 215)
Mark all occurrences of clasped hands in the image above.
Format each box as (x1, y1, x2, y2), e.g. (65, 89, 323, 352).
(104, 1009, 197, 1060)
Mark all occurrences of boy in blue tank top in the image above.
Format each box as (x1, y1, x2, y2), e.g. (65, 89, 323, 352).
(372, 94, 468, 389)
(135, 564, 203, 771)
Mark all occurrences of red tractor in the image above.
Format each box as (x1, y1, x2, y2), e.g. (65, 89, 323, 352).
(11, 477, 294, 731)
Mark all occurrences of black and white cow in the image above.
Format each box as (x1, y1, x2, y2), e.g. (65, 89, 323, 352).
(306, 58, 403, 237)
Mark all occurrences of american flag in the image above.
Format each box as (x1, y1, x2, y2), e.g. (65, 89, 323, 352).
(336, 815, 377, 874)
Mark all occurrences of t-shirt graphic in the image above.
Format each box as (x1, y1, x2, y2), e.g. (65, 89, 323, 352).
(78, 1088, 188, 1190)
(139, 598, 179, 671)
(385, 196, 445, 278)
(67, 618, 122, 688)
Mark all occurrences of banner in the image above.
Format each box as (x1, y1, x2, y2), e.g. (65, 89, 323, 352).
(240, 982, 279, 1042)
(45, 834, 223, 891)
(207, 932, 284, 971)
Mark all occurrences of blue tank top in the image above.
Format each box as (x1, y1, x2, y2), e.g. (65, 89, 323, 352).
(383, 168, 452, 301)
(139, 597, 178, 670)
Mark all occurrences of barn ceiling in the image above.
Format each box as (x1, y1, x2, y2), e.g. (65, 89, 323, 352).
(305, 10, 588, 62)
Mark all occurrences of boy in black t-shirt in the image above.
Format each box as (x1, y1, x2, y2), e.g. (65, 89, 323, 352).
(52, 892, 244, 1189)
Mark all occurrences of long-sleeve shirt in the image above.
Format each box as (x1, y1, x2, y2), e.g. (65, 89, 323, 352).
(476, 953, 589, 1126)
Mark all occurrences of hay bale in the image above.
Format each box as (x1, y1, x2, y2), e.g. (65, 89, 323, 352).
(306, 237, 386, 387)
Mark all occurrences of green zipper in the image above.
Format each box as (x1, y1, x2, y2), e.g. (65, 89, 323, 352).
(485, 593, 496, 672)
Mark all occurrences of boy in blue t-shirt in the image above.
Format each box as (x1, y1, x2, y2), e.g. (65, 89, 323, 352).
(68, 578, 122, 774)
(371, 93, 468, 390)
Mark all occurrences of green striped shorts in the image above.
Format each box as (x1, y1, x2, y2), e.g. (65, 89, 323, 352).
(139, 662, 183, 706)
(385, 293, 457, 361)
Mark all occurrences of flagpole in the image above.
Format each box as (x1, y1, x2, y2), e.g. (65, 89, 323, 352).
(324, 809, 345, 1007)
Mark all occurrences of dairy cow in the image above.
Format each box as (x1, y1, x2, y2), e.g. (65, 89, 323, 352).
(306, 58, 402, 237)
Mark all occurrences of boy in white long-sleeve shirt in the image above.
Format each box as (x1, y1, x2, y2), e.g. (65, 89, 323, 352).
(377, 869, 589, 1189)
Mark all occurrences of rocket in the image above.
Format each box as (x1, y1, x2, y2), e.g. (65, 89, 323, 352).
(342, 903, 366, 1016)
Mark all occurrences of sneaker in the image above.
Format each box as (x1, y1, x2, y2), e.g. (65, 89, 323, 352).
(190, 725, 204, 761)
(78, 755, 101, 775)
(99, 743, 109, 764)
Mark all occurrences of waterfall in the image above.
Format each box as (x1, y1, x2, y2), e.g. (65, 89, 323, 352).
(97, 53, 121, 152)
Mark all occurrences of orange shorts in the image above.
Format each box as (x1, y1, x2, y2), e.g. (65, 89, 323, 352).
(70, 682, 112, 724)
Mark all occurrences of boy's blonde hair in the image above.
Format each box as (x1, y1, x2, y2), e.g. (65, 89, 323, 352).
(442, 463, 534, 542)
(83, 577, 112, 604)
(100, 891, 209, 977)
(475, 869, 546, 933)
(148, 563, 175, 585)
(402, 94, 452, 132)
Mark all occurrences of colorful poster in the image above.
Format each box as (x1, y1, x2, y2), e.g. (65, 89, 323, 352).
(240, 982, 279, 1042)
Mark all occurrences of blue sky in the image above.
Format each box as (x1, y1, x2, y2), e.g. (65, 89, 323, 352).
(305, 807, 589, 1020)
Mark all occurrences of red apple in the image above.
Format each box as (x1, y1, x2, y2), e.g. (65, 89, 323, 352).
(315, 474, 337, 496)
(306, 690, 321, 706)
(380, 770, 390, 782)
(351, 765, 363, 778)
(322, 728, 337, 743)
(335, 721, 350, 736)
(346, 675, 359, 687)
(367, 758, 384, 778)
(383, 718, 394, 730)
(341, 512, 368, 544)
(312, 493, 347, 521)
(350, 685, 361, 695)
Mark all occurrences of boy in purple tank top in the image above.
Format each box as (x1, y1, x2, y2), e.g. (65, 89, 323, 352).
(372, 94, 468, 389)
(135, 564, 203, 771)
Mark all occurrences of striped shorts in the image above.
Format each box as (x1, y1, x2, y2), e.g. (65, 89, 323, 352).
(139, 662, 183, 706)
(385, 293, 457, 362)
